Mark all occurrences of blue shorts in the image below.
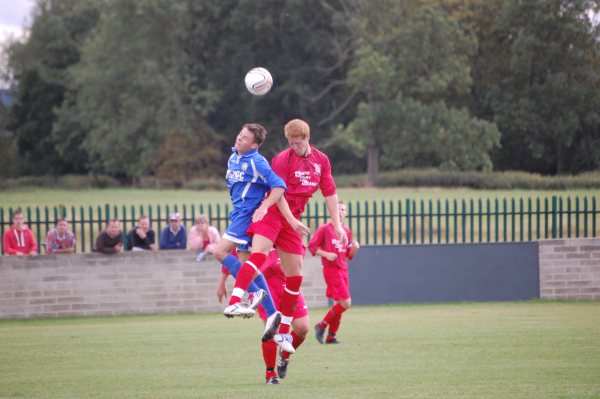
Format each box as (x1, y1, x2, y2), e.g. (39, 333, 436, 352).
(222, 207, 254, 248)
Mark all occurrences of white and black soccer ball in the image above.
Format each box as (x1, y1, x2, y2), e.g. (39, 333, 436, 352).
(244, 67, 273, 96)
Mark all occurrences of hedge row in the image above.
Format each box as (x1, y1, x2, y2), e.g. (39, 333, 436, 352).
(1, 170, 599, 191)
(335, 169, 600, 190)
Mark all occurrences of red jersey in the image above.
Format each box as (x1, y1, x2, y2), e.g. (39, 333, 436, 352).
(271, 147, 336, 217)
(308, 222, 354, 270)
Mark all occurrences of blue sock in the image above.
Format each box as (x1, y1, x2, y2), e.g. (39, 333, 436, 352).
(221, 254, 261, 293)
(252, 273, 277, 317)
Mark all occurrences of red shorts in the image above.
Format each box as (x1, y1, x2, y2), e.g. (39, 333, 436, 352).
(248, 207, 304, 255)
(258, 284, 308, 321)
(323, 267, 350, 300)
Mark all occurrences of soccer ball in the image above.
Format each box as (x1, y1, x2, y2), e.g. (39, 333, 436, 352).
(244, 67, 273, 96)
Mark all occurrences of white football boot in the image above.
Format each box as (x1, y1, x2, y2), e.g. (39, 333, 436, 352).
(223, 303, 255, 318)
(273, 333, 295, 354)
(248, 289, 267, 310)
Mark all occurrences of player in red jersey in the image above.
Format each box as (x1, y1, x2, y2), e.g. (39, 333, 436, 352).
(217, 249, 309, 384)
(308, 201, 360, 344)
(225, 118, 347, 351)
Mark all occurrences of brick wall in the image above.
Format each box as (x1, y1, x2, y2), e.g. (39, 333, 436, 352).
(2, 239, 598, 318)
(539, 238, 600, 300)
(0, 250, 328, 319)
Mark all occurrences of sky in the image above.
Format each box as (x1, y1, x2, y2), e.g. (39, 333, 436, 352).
(0, 0, 36, 45)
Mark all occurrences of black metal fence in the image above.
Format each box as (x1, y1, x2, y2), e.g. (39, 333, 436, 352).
(1, 195, 597, 254)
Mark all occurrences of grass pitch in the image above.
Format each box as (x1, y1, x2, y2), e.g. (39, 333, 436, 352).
(1, 301, 599, 399)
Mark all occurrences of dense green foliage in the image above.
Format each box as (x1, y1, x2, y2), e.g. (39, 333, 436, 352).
(336, 1, 501, 185)
(1, 0, 599, 183)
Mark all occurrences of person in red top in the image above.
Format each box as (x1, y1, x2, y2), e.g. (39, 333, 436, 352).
(225, 118, 347, 351)
(3, 209, 38, 257)
(309, 201, 360, 344)
(217, 249, 309, 384)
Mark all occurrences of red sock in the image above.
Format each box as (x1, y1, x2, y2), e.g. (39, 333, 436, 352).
(278, 275, 303, 334)
(228, 252, 266, 305)
(321, 302, 346, 327)
(328, 313, 342, 336)
(281, 330, 305, 360)
(265, 369, 277, 381)
(262, 340, 277, 369)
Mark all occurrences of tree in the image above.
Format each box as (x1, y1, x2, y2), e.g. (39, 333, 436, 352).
(4, 0, 103, 175)
(54, 0, 223, 178)
(152, 131, 222, 186)
(54, 0, 355, 178)
(336, 1, 500, 185)
(200, 0, 357, 158)
(488, 0, 600, 174)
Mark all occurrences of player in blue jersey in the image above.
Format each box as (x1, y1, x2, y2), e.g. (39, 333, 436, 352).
(213, 123, 293, 352)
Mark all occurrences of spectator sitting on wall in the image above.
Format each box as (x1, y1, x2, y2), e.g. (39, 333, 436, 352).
(188, 214, 220, 261)
(93, 219, 123, 254)
(45, 217, 76, 254)
(126, 215, 157, 251)
(160, 212, 187, 250)
(3, 209, 38, 257)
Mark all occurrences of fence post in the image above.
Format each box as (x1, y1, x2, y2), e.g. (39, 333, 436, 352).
(356, 201, 362, 245)
(365, 201, 370, 246)
(436, 200, 441, 244)
(519, 198, 524, 242)
(78, 206, 84, 253)
(486, 199, 491, 242)
(552, 196, 558, 239)
(567, 197, 572, 238)
(380, 200, 385, 245)
(478, 198, 483, 243)
(469, 199, 474, 243)
(592, 197, 597, 238)
(453, 199, 458, 243)
(445, 199, 450, 243)
(405, 199, 411, 244)
(558, 197, 563, 238)
(388, 200, 393, 245)
(348, 202, 354, 243)
(420, 200, 425, 244)
(511, 198, 516, 242)
(412, 200, 417, 244)
(575, 197, 587, 238)
(503, 198, 508, 242)
(461, 199, 466, 243)
(34, 207, 40, 253)
(428, 199, 433, 244)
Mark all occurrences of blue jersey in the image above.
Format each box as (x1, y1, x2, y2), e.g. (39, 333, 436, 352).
(226, 147, 286, 211)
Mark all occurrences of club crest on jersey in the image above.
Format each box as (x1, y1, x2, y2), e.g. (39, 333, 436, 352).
(331, 238, 345, 252)
(314, 163, 321, 175)
(242, 163, 248, 171)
